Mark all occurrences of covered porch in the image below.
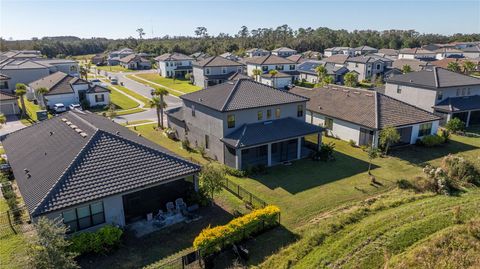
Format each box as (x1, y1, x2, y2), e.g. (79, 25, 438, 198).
(434, 95, 480, 127)
(222, 117, 323, 170)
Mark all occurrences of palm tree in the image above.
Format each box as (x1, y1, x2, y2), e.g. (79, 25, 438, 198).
(36, 87, 49, 109)
(401, 64, 412, 74)
(268, 69, 279, 88)
(149, 96, 167, 129)
(15, 83, 27, 118)
(150, 87, 169, 129)
(80, 66, 88, 80)
(462, 60, 476, 75)
(252, 68, 262, 82)
(315, 65, 327, 83)
(447, 62, 461, 73)
(344, 72, 358, 87)
(323, 75, 334, 85)
(0, 113, 6, 128)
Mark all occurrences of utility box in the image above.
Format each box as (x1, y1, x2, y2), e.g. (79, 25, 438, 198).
(36, 110, 48, 121)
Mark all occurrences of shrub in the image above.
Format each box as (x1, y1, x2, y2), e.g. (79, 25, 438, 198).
(193, 205, 280, 255)
(310, 142, 335, 161)
(223, 166, 246, 178)
(181, 139, 191, 151)
(69, 225, 123, 255)
(420, 134, 445, 147)
(396, 179, 414, 190)
(439, 129, 450, 142)
(348, 139, 356, 147)
(441, 155, 480, 185)
(445, 118, 466, 133)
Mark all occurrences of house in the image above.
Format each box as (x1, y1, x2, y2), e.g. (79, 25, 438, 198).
(324, 54, 350, 66)
(228, 72, 252, 81)
(107, 48, 134, 66)
(431, 58, 480, 72)
(385, 67, 480, 127)
(354, 46, 378, 56)
(398, 48, 436, 61)
(271, 47, 297, 57)
(0, 50, 42, 61)
(259, 72, 294, 89)
(0, 58, 79, 93)
(324, 47, 354, 57)
(155, 53, 193, 78)
(219, 52, 242, 62)
(297, 60, 349, 84)
(189, 52, 209, 61)
(28, 72, 110, 109)
(377, 48, 399, 59)
(286, 54, 306, 64)
(345, 55, 387, 81)
(119, 54, 152, 70)
(1, 110, 200, 232)
(461, 45, 480, 59)
(91, 54, 106, 66)
(302, 50, 322, 60)
(245, 48, 270, 58)
(166, 79, 322, 169)
(0, 91, 20, 116)
(192, 56, 244, 88)
(246, 54, 298, 85)
(290, 85, 441, 147)
(434, 48, 464, 60)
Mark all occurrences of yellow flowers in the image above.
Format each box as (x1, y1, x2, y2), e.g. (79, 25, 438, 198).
(193, 205, 280, 254)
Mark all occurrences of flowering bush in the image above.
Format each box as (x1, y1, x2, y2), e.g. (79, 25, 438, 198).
(193, 205, 280, 255)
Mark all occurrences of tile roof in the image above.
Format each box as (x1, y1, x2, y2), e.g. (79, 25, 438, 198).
(245, 54, 295, 65)
(354, 46, 378, 52)
(392, 58, 429, 72)
(222, 117, 322, 148)
(228, 72, 252, 81)
(431, 58, 480, 69)
(119, 54, 149, 63)
(155, 53, 193, 61)
(346, 55, 381, 64)
(286, 54, 305, 63)
(290, 85, 440, 129)
(260, 71, 292, 78)
(1, 111, 200, 216)
(378, 48, 399, 56)
(399, 48, 436, 54)
(193, 56, 243, 67)
(29, 72, 89, 95)
(433, 95, 480, 112)
(386, 67, 480, 89)
(181, 79, 307, 112)
(324, 54, 350, 64)
(297, 61, 348, 75)
(272, 47, 296, 52)
(0, 91, 17, 101)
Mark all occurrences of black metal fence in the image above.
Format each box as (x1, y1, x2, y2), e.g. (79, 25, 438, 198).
(222, 178, 267, 209)
(0, 205, 31, 239)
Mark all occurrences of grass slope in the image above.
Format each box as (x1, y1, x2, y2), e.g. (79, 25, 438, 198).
(127, 74, 201, 96)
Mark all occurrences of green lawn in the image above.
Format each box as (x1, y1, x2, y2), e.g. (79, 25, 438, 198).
(109, 87, 139, 110)
(120, 120, 155, 126)
(17, 97, 50, 122)
(95, 65, 135, 73)
(107, 83, 151, 108)
(0, 234, 26, 268)
(127, 73, 201, 96)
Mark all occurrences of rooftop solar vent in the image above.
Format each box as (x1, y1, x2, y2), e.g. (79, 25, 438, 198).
(61, 118, 67, 122)
(80, 132, 88, 138)
(365, 93, 373, 97)
(66, 121, 72, 125)
(75, 128, 82, 133)
(70, 125, 77, 129)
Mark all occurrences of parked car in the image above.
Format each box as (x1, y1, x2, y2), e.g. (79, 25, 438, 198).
(89, 79, 101, 85)
(69, 104, 82, 111)
(110, 78, 118, 85)
(53, 103, 66, 113)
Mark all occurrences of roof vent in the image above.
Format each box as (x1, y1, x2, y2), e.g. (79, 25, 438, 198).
(24, 168, 29, 174)
(353, 91, 360, 94)
(365, 93, 373, 97)
(26, 173, 31, 179)
(343, 89, 349, 93)
(116, 131, 120, 135)
(80, 132, 88, 138)
(61, 118, 67, 122)
(198, 98, 203, 102)
(66, 121, 72, 125)
(49, 131, 54, 136)
(70, 124, 77, 129)
(74, 128, 82, 133)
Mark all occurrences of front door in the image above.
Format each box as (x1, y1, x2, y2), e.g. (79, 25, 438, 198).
(396, 126, 413, 145)
(78, 90, 87, 102)
(359, 128, 374, 146)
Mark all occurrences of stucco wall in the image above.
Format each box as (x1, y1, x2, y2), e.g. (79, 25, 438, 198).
(1, 68, 50, 93)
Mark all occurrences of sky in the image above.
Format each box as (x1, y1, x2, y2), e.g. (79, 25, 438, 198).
(1, 0, 479, 40)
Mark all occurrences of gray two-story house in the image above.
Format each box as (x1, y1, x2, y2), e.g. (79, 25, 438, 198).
(346, 55, 387, 81)
(155, 53, 194, 78)
(166, 79, 322, 170)
(246, 54, 298, 88)
(192, 56, 244, 88)
(385, 67, 480, 127)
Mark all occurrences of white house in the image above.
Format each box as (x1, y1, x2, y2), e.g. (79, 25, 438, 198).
(28, 72, 110, 109)
(290, 85, 441, 147)
(271, 47, 297, 57)
(245, 48, 270, 58)
(324, 47, 355, 57)
(398, 48, 436, 60)
(246, 54, 298, 85)
(155, 53, 193, 78)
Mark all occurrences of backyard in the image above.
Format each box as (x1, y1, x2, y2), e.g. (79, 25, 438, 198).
(126, 73, 201, 96)
(95, 65, 135, 73)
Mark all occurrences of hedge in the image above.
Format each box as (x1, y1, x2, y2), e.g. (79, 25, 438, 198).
(69, 225, 123, 255)
(193, 205, 280, 255)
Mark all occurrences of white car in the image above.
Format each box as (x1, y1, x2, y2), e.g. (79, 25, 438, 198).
(52, 103, 66, 113)
(69, 104, 82, 111)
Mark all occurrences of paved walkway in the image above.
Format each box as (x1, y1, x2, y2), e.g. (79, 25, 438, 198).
(0, 116, 26, 137)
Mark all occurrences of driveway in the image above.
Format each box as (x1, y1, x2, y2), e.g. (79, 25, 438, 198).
(0, 115, 26, 137)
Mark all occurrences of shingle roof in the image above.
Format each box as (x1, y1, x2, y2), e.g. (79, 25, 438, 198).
(181, 79, 307, 112)
(286, 54, 305, 63)
(354, 46, 378, 52)
(347, 55, 381, 64)
(119, 54, 148, 63)
(260, 71, 292, 78)
(0, 91, 17, 101)
(461, 45, 480, 53)
(272, 47, 296, 53)
(222, 117, 322, 148)
(290, 85, 440, 129)
(245, 54, 295, 65)
(392, 58, 429, 72)
(228, 72, 252, 81)
(433, 95, 480, 112)
(1, 111, 200, 216)
(155, 53, 193, 61)
(378, 48, 399, 56)
(297, 61, 348, 75)
(193, 56, 243, 67)
(87, 84, 110, 93)
(29, 72, 89, 95)
(399, 48, 436, 54)
(386, 67, 480, 89)
(0, 59, 47, 70)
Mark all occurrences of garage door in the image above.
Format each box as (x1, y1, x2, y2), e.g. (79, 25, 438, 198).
(0, 103, 16, 115)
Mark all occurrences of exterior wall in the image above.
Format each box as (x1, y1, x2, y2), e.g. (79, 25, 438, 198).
(307, 111, 363, 144)
(159, 60, 193, 77)
(246, 63, 296, 76)
(346, 60, 385, 81)
(299, 73, 318, 83)
(44, 93, 77, 109)
(86, 92, 110, 107)
(1, 68, 50, 93)
(260, 76, 292, 89)
(192, 66, 206, 88)
(385, 83, 480, 112)
(0, 99, 20, 115)
(272, 50, 296, 57)
(193, 65, 242, 88)
(50, 63, 79, 76)
(167, 116, 186, 140)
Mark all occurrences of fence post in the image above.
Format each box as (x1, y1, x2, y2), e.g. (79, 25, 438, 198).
(237, 185, 240, 197)
(6, 210, 17, 235)
(250, 193, 252, 204)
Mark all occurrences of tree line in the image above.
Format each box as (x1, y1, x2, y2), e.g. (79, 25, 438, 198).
(1, 25, 479, 58)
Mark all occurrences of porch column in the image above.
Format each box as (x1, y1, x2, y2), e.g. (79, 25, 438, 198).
(193, 175, 199, 192)
(466, 111, 472, 127)
(236, 149, 242, 170)
(297, 137, 302, 159)
(317, 132, 322, 152)
(267, 143, 272, 166)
